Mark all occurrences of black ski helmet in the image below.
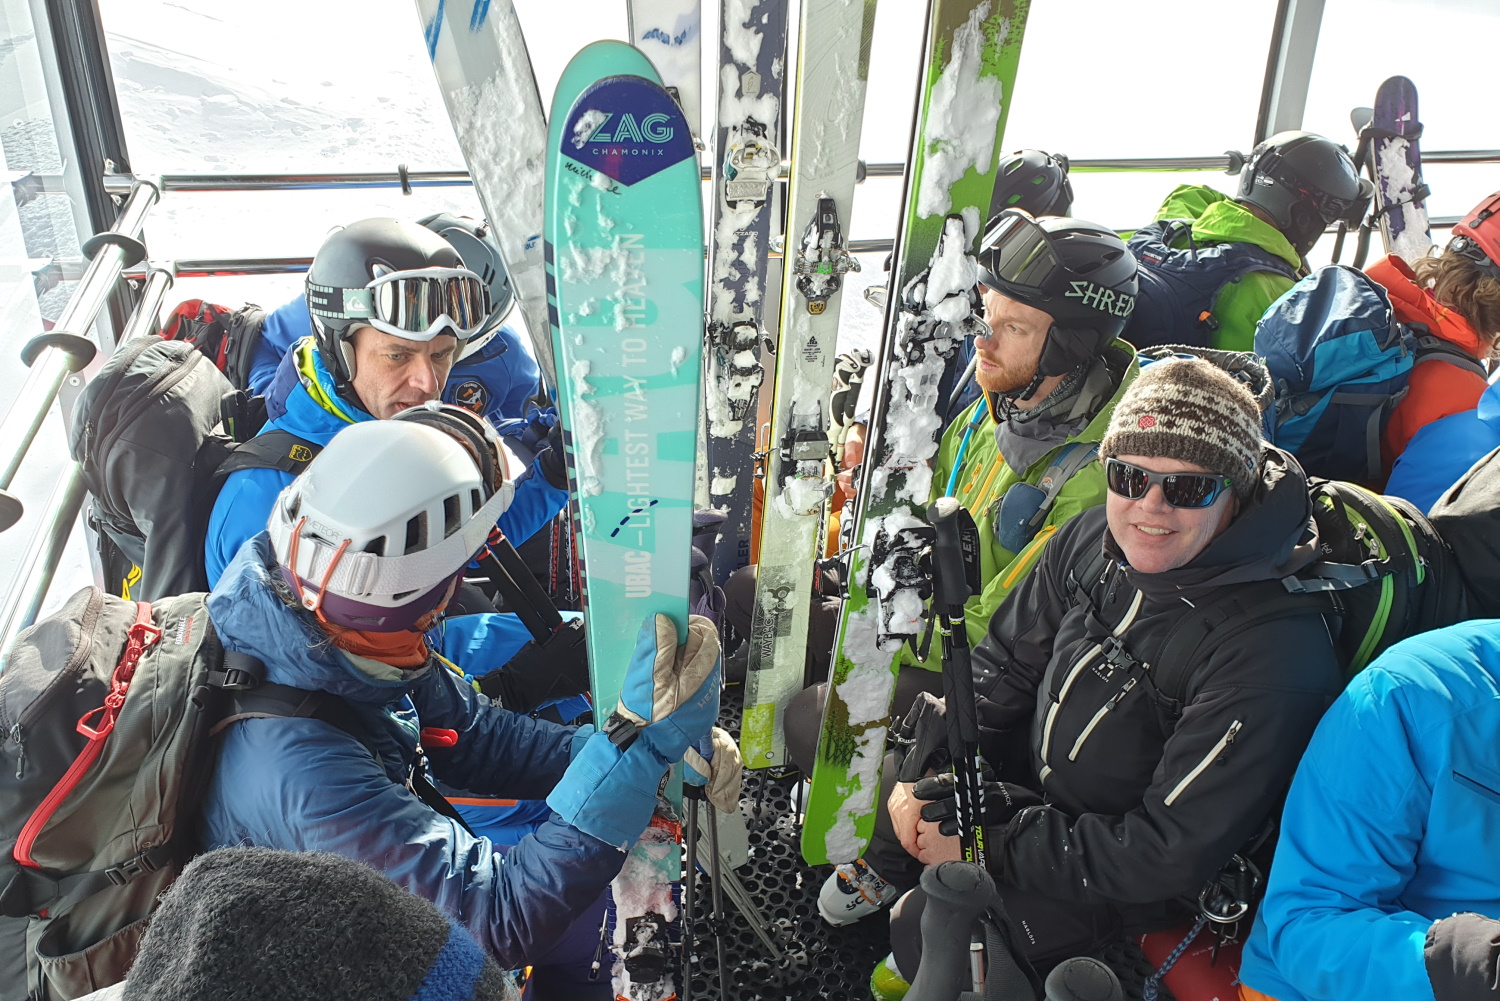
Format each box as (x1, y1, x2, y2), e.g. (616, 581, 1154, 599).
(1236, 131, 1372, 256)
(305, 217, 476, 393)
(418, 212, 516, 359)
(990, 149, 1073, 219)
(976, 210, 1138, 388)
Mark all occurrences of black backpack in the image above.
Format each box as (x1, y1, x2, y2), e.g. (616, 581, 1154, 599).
(0, 588, 473, 1001)
(1066, 478, 1467, 709)
(69, 338, 321, 601)
(1124, 219, 1301, 351)
(160, 299, 268, 391)
(1427, 444, 1500, 619)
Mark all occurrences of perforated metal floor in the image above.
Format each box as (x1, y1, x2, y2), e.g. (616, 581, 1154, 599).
(684, 685, 1173, 1001)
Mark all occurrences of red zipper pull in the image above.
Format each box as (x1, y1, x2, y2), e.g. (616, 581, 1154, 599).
(420, 727, 459, 749)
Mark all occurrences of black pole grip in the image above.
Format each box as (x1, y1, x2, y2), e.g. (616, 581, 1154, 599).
(906, 861, 999, 1001)
(928, 496, 971, 609)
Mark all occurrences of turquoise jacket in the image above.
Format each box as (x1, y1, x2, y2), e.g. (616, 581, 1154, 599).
(1239, 620, 1500, 1001)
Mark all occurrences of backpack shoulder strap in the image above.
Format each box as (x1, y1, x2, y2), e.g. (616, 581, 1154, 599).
(216, 674, 476, 836)
(1411, 331, 1489, 379)
(1151, 582, 1336, 711)
(1064, 545, 1111, 610)
(216, 430, 322, 478)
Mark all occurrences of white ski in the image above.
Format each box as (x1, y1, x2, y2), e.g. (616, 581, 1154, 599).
(628, 0, 704, 140)
(740, 0, 879, 770)
(415, 0, 555, 385)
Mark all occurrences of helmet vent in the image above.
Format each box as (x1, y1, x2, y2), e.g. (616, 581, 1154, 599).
(404, 513, 428, 555)
(443, 495, 462, 538)
(471, 489, 483, 514)
(363, 537, 385, 556)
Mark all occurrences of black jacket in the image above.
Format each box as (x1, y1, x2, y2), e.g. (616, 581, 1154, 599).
(972, 447, 1343, 909)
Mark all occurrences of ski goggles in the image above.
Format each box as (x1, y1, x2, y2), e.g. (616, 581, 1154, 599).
(976, 209, 1069, 296)
(307, 267, 491, 342)
(1104, 458, 1231, 509)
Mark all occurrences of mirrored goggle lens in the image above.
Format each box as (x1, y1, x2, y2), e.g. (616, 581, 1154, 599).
(979, 211, 1062, 290)
(1105, 459, 1226, 509)
(373, 274, 490, 335)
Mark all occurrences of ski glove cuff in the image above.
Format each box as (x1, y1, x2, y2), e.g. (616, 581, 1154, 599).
(683, 727, 742, 814)
(894, 691, 950, 784)
(547, 730, 670, 850)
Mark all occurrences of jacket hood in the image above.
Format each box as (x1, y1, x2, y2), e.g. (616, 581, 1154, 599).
(1366, 254, 1486, 357)
(207, 533, 420, 705)
(1154, 184, 1302, 270)
(1106, 445, 1320, 599)
(263, 337, 371, 443)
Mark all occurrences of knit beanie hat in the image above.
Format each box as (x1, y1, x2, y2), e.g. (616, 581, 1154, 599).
(1100, 357, 1265, 499)
(122, 848, 516, 1001)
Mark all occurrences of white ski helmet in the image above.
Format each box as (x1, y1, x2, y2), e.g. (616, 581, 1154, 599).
(267, 415, 514, 631)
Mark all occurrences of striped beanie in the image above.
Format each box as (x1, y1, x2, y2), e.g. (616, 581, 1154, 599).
(121, 847, 515, 1001)
(1100, 357, 1265, 499)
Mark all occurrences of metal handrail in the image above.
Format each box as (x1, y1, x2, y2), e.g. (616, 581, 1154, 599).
(0, 180, 159, 532)
(86, 151, 1500, 195)
(0, 261, 175, 661)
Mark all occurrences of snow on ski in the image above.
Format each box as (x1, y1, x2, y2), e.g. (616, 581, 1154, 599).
(1368, 75, 1432, 265)
(544, 41, 703, 1001)
(704, 0, 791, 585)
(740, 0, 880, 771)
(416, 0, 556, 385)
(628, 0, 704, 140)
(801, 0, 1031, 867)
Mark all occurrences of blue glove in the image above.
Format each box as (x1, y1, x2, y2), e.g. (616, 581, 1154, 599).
(548, 614, 720, 849)
(683, 726, 742, 813)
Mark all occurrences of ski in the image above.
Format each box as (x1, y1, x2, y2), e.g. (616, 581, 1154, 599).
(544, 41, 703, 1001)
(740, 0, 880, 771)
(1362, 75, 1432, 265)
(703, 0, 792, 585)
(415, 0, 556, 386)
(628, 0, 704, 140)
(801, 0, 1031, 867)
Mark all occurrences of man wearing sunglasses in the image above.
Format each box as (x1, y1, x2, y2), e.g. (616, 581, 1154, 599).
(204, 218, 567, 590)
(874, 357, 1343, 990)
(1126, 130, 1369, 353)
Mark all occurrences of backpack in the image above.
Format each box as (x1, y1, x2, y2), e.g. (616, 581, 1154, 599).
(0, 588, 474, 1001)
(1124, 219, 1300, 351)
(1427, 444, 1500, 618)
(69, 338, 322, 601)
(1254, 265, 1486, 484)
(1066, 477, 1466, 709)
(160, 299, 267, 391)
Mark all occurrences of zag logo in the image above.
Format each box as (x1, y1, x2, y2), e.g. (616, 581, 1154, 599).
(580, 112, 676, 146)
(562, 76, 695, 187)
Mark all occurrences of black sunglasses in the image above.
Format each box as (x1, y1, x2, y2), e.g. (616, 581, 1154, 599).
(1105, 458, 1231, 509)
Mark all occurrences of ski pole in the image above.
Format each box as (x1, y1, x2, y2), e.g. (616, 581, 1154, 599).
(926, 496, 985, 866)
(705, 802, 729, 993)
(682, 793, 699, 1001)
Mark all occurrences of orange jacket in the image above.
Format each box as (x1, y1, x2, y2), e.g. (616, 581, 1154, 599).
(1367, 254, 1489, 475)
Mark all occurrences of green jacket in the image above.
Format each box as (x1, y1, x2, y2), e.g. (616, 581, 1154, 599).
(1153, 185, 1304, 353)
(908, 342, 1141, 668)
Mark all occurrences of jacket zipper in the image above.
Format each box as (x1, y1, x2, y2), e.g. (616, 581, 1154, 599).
(1039, 584, 1143, 779)
(1067, 677, 1137, 762)
(1164, 720, 1243, 807)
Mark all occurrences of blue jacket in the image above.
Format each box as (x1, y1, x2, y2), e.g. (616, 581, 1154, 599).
(1386, 375, 1500, 513)
(246, 297, 542, 423)
(200, 534, 617, 967)
(204, 340, 566, 586)
(1239, 620, 1500, 1001)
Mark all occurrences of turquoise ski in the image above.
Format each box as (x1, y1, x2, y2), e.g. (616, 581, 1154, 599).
(545, 41, 703, 1001)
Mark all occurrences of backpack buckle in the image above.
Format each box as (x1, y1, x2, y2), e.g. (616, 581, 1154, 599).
(105, 851, 161, 887)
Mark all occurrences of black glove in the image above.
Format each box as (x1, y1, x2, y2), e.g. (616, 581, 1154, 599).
(894, 691, 950, 783)
(913, 771, 1043, 837)
(537, 421, 568, 491)
(476, 618, 589, 714)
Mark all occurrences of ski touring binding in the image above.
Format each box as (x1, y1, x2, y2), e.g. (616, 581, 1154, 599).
(794, 194, 861, 315)
(723, 119, 781, 207)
